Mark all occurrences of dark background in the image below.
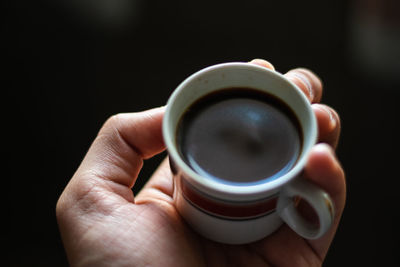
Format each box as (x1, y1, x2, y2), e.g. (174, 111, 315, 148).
(3, 0, 400, 266)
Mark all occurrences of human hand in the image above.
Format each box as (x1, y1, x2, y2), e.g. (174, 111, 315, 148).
(56, 59, 345, 267)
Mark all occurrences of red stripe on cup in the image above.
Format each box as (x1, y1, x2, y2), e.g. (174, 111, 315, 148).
(180, 178, 278, 219)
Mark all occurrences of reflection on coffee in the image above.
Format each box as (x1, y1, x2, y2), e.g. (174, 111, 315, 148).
(176, 88, 302, 185)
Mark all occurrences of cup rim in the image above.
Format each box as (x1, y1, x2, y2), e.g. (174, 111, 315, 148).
(162, 62, 317, 201)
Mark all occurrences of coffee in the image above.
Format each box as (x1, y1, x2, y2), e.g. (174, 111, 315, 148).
(176, 87, 302, 185)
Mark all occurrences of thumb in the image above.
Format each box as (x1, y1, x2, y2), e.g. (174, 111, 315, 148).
(56, 107, 165, 265)
(57, 106, 165, 217)
(75, 106, 166, 188)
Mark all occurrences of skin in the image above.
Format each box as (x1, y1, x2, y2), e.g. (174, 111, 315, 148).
(56, 59, 346, 267)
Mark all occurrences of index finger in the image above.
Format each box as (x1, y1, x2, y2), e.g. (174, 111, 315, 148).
(77, 107, 166, 188)
(249, 60, 323, 103)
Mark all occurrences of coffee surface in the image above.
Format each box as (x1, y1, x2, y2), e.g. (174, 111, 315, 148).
(177, 88, 302, 185)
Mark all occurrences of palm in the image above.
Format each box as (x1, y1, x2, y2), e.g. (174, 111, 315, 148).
(73, 160, 325, 267)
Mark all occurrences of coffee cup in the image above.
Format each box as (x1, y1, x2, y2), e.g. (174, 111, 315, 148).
(162, 62, 334, 244)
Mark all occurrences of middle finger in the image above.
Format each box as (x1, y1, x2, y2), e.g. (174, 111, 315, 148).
(285, 68, 323, 103)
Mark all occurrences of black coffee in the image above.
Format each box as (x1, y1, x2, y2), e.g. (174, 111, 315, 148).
(176, 88, 302, 185)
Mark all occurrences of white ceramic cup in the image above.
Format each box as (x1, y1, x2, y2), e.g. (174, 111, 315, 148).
(162, 62, 334, 244)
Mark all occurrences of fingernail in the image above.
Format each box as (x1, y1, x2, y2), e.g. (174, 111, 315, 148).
(315, 143, 336, 159)
(323, 106, 337, 130)
(316, 105, 337, 130)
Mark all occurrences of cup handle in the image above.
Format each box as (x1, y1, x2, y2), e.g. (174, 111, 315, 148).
(276, 178, 334, 239)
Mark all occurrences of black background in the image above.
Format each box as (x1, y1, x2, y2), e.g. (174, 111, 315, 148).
(3, 0, 400, 266)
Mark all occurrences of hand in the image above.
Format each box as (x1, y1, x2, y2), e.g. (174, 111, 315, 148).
(56, 59, 345, 267)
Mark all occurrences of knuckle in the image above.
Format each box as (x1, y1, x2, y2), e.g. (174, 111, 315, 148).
(99, 113, 128, 137)
(104, 113, 124, 129)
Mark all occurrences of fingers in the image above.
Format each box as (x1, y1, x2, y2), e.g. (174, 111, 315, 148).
(249, 59, 322, 103)
(305, 144, 345, 199)
(250, 59, 345, 260)
(304, 143, 346, 260)
(284, 68, 341, 148)
(249, 59, 275, 70)
(249, 59, 340, 148)
(285, 69, 323, 103)
(313, 104, 341, 148)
